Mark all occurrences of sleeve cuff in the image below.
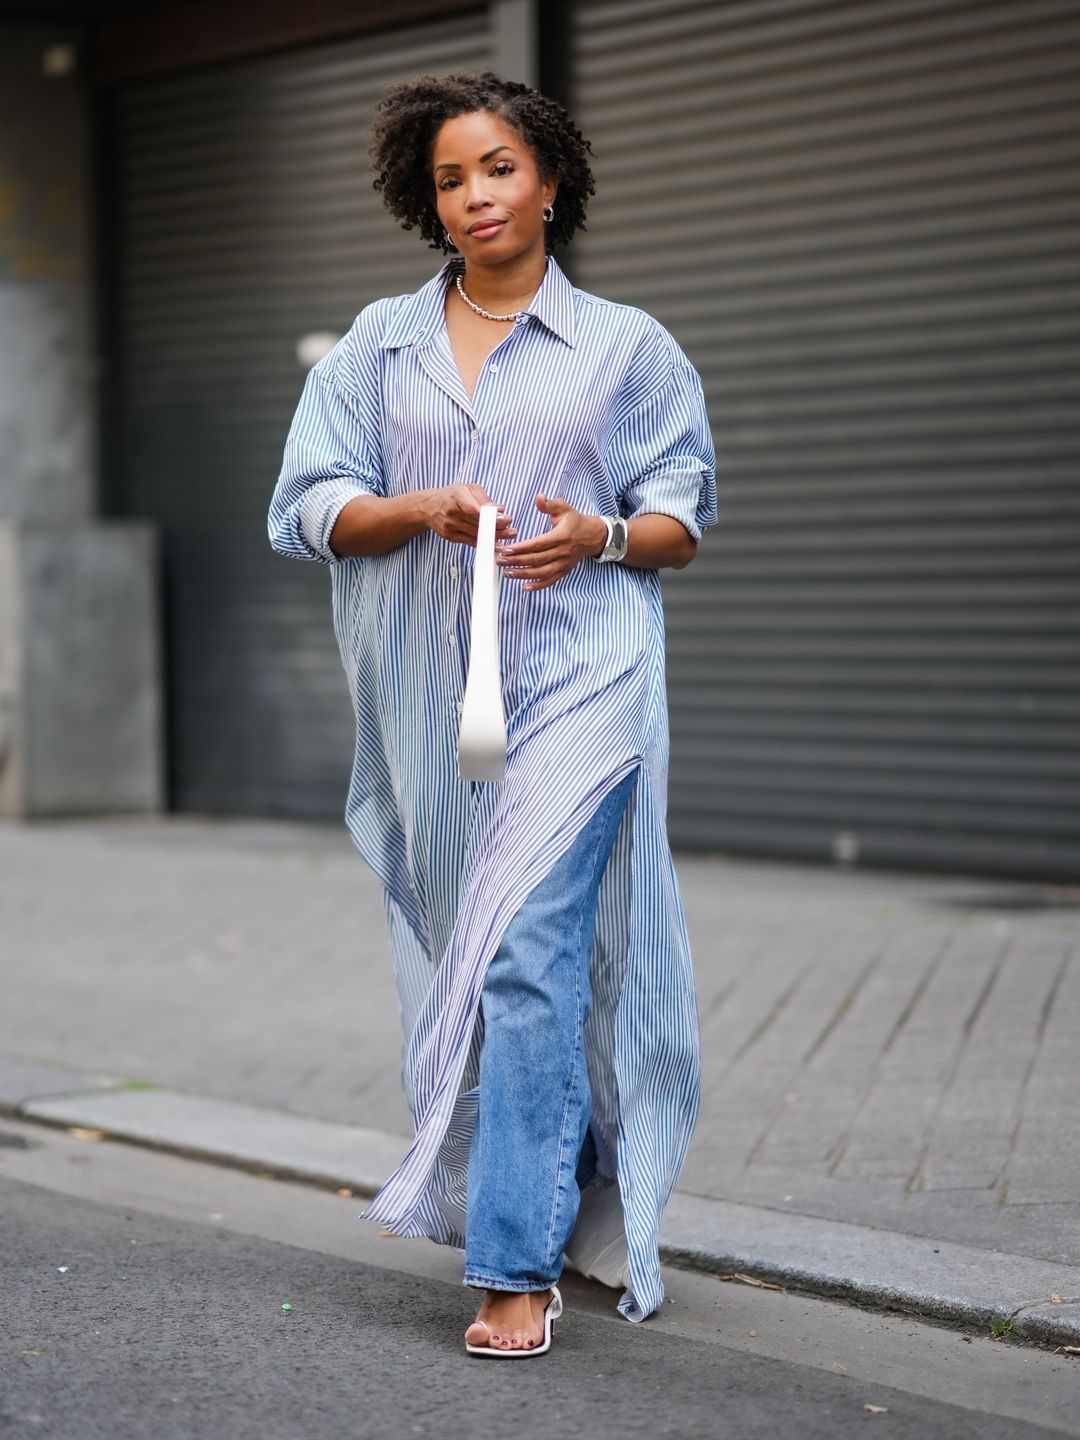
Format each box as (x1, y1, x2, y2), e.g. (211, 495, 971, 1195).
(298, 478, 377, 563)
(621, 467, 706, 543)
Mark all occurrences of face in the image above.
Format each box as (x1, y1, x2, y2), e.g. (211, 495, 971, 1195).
(432, 109, 556, 266)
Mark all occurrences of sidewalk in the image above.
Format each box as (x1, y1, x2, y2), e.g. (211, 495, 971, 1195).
(2, 816, 1078, 1346)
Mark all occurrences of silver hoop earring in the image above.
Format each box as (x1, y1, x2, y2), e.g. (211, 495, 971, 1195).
(443, 227, 457, 252)
(542, 205, 555, 223)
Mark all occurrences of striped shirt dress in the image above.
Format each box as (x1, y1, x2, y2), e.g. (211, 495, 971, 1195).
(268, 254, 717, 1323)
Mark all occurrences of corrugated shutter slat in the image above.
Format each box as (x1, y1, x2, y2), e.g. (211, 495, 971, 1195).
(572, 0, 1080, 877)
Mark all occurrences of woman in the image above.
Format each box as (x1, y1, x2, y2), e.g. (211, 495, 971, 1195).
(268, 71, 716, 1355)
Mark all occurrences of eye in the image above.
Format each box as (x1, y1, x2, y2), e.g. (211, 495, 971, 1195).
(438, 176, 460, 191)
(492, 161, 514, 176)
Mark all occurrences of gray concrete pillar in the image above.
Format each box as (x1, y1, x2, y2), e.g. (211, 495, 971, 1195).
(0, 26, 163, 816)
(0, 522, 164, 816)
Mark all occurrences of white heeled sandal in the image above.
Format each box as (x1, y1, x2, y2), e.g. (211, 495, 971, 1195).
(465, 1284, 563, 1358)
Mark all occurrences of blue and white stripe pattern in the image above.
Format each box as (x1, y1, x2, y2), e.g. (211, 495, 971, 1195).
(268, 254, 716, 1323)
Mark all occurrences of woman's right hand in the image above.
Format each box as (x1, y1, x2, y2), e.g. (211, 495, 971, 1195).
(420, 484, 516, 547)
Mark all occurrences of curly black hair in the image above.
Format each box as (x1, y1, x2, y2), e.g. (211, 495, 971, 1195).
(370, 71, 595, 252)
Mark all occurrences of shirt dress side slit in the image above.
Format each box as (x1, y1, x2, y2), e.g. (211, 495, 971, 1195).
(267, 256, 717, 1323)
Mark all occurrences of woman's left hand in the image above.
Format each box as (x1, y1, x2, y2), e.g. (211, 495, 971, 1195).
(496, 494, 608, 591)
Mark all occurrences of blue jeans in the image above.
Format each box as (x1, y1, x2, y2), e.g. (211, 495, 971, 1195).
(463, 770, 636, 1292)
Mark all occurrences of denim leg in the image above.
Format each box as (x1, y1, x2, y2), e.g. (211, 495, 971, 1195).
(464, 771, 635, 1292)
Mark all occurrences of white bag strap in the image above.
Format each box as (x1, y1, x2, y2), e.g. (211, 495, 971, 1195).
(457, 503, 508, 781)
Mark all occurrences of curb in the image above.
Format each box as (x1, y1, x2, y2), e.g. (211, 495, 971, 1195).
(3, 1056, 1078, 1350)
(660, 1193, 1080, 1349)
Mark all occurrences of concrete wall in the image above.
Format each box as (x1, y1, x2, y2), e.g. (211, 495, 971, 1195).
(0, 27, 96, 524)
(0, 525, 20, 815)
(0, 26, 163, 816)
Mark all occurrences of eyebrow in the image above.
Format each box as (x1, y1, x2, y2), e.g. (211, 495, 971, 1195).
(435, 145, 515, 173)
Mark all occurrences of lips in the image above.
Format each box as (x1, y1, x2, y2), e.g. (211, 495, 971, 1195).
(467, 219, 506, 236)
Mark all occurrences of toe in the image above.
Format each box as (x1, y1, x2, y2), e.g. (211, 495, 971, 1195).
(465, 1319, 491, 1347)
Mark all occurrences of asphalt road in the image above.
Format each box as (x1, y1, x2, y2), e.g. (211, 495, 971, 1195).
(1, 1119, 1076, 1440)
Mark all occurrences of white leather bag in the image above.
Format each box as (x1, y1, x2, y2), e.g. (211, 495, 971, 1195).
(457, 503, 508, 782)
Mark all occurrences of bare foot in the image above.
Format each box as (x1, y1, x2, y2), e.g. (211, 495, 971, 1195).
(464, 1288, 553, 1351)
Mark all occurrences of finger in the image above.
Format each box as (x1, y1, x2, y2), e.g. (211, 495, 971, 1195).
(497, 533, 566, 561)
(521, 566, 567, 590)
(504, 561, 570, 584)
(465, 484, 509, 517)
(498, 552, 564, 572)
(458, 489, 492, 516)
(501, 564, 568, 584)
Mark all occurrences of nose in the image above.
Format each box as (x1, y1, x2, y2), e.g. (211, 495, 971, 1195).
(464, 176, 492, 209)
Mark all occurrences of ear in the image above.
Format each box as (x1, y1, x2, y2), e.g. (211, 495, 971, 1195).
(542, 176, 558, 210)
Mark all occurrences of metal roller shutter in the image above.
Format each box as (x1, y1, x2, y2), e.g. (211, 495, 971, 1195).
(109, 13, 489, 816)
(570, 0, 1080, 878)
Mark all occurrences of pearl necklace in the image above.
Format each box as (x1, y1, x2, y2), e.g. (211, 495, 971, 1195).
(454, 273, 523, 322)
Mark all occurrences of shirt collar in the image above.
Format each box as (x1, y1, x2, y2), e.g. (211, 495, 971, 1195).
(378, 253, 576, 351)
(526, 253, 576, 348)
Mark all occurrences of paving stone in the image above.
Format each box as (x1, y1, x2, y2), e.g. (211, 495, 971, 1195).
(1004, 945, 1080, 1204)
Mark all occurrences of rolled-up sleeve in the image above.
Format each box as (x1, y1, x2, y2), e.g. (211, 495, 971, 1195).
(604, 344, 717, 543)
(268, 336, 384, 565)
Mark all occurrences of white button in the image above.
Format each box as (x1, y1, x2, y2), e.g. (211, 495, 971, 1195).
(489, 363, 498, 373)
(447, 634, 456, 646)
(471, 427, 479, 440)
(449, 564, 459, 578)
